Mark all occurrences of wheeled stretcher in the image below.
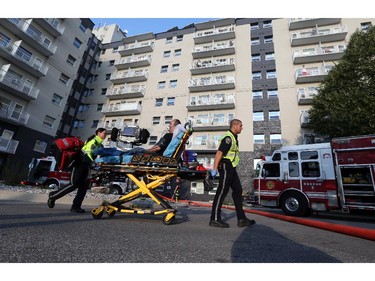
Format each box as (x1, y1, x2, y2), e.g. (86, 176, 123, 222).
(91, 125, 212, 224)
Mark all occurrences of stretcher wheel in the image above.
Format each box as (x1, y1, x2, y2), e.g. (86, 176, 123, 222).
(107, 208, 116, 217)
(91, 206, 104, 219)
(162, 213, 176, 225)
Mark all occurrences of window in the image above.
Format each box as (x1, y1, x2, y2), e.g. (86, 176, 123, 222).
(149, 136, 157, 145)
(166, 37, 172, 44)
(253, 112, 264, 121)
(163, 51, 171, 58)
(155, 98, 163, 107)
(164, 116, 173, 125)
(66, 54, 76, 66)
(98, 62, 102, 67)
(78, 104, 89, 112)
(73, 37, 82, 49)
(0, 32, 11, 48)
(97, 104, 103, 111)
(158, 81, 166, 89)
(270, 134, 282, 144)
(59, 73, 69, 85)
(361, 22, 372, 31)
(52, 93, 63, 106)
(265, 52, 275, 60)
(264, 36, 273, 43)
(105, 74, 111, 80)
(101, 88, 107, 95)
(302, 162, 320, 177)
(15, 46, 32, 62)
(43, 115, 55, 128)
(252, 54, 261, 62)
(252, 91, 263, 99)
(79, 23, 86, 32)
(174, 49, 181, 56)
(254, 134, 265, 144)
(288, 152, 298, 160)
(109, 60, 115, 66)
(167, 97, 175, 106)
(152, 116, 160, 125)
(252, 72, 262, 80)
(172, 64, 180, 72)
(160, 65, 168, 73)
(263, 20, 272, 28)
(251, 38, 260, 45)
(33, 140, 47, 153)
(267, 89, 278, 98)
(169, 80, 177, 88)
(263, 163, 280, 177)
(250, 22, 259, 30)
(269, 111, 280, 120)
(289, 162, 299, 177)
(91, 120, 99, 128)
(301, 151, 319, 160)
(176, 35, 183, 42)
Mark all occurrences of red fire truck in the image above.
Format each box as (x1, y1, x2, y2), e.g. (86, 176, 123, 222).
(254, 135, 375, 216)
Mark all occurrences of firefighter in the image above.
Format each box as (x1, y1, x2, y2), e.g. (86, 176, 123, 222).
(47, 128, 107, 213)
(209, 119, 256, 228)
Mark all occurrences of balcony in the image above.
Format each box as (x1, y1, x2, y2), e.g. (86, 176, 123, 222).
(300, 111, 311, 128)
(114, 55, 152, 70)
(295, 65, 333, 83)
(293, 44, 346, 64)
(0, 69, 39, 100)
(110, 69, 149, 84)
(106, 84, 145, 99)
(34, 18, 65, 36)
(0, 137, 19, 154)
(291, 25, 347, 47)
(186, 136, 218, 151)
(187, 93, 235, 111)
(190, 58, 235, 75)
(0, 102, 30, 126)
(101, 102, 142, 116)
(190, 116, 231, 131)
(297, 87, 319, 105)
(1, 18, 57, 56)
(189, 75, 235, 92)
(192, 40, 235, 59)
(194, 25, 235, 44)
(289, 18, 342, 30)
(118, 41, 154, 56)
(0, 43, 48, 77)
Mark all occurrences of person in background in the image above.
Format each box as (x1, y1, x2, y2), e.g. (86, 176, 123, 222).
(47, 128, 107, 213)
(209, 119, 256, 228)
(146, 119, 181, 155)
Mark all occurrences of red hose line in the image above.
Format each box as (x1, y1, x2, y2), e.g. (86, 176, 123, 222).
(159, 194, 375, 241)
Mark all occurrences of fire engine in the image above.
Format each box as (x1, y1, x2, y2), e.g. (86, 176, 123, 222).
(254, 135, 375, 216)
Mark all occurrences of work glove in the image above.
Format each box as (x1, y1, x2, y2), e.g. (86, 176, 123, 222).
(210, 169, 218, 177)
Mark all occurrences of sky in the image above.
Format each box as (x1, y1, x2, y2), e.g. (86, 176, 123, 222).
(91, 18, 218, 36)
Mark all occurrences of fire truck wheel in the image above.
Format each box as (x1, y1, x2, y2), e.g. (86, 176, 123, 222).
(280, 192, 309, 217)
(43, 179, 59, 189)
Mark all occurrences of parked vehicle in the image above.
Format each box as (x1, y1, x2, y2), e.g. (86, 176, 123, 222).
(254, 135, 375, 216)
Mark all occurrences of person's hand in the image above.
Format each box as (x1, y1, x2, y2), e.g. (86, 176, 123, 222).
(210, 169, 218, 177)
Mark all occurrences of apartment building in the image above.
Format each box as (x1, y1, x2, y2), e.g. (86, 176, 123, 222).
(82, 18, 374, 196)
(0, 18, 95, 173)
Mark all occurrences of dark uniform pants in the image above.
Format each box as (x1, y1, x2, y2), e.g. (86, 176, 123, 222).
(49, 156, 91, 208)
(210, 162, 246, 221)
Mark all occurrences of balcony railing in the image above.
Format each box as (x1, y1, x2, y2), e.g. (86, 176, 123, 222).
(114, 54, 152, 69)
(101, 102, 142, 116)
(186, 136, 219, 151)
(289, 18, 341, 30)
(190, 116, 232, 131)
(97, 120, 136, 131)
(118, 41, 154, 55)
(292, 44, 346, 64)
(0, 103, 30, 125)
(295, 65, 333, 83)
(194, 25, 235, 44)
(189, 75, 235, 92)
(192, 40, 235, 59)
(300, 111, 310, 128)
(110, 69, 149, 84)
(187, 93, 235, 111)
(291, 25, 347, 47)
(0, 69, 39, 100)
(297, 87, 319, 105)
(5, 18, 57, 55)
(0, 42, 49, 77)
(0, 137, 19, 154)
(42, 18, 65, 35)
(106, 84, 145, 99)
(190, 58, 235, 75)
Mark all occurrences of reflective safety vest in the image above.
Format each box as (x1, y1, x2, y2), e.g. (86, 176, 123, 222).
(221, 131, 240, 167)
(82, 135, 103, 161)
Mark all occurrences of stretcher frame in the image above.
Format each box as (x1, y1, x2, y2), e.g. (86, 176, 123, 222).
(91, 126, 208, 224)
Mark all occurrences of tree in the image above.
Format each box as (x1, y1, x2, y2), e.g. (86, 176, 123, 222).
(308, 24, 375, 139)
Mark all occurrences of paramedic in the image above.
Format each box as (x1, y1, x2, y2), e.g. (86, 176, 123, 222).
(209, 119, 256, 228)
(146, 119, 181, 155)
(47, 128, 107, 213)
